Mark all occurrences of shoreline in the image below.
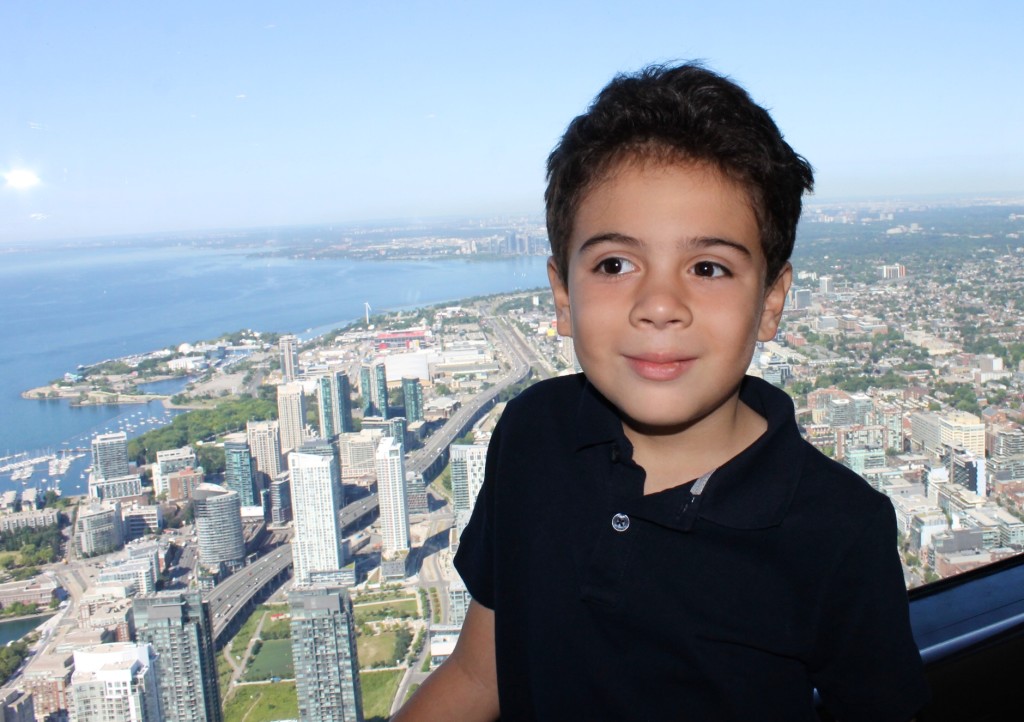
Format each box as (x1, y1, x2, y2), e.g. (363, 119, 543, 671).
(0, 610, 56, 625)
(21, 386, 167, 407)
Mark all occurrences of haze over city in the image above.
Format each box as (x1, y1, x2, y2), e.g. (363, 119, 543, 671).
(2, 0, 1023, 244)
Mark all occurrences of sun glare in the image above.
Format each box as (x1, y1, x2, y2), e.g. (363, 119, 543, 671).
(3, 168, 41, 189)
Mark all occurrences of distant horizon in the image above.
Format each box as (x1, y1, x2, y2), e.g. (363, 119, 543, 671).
(3, 188, 1023, 249)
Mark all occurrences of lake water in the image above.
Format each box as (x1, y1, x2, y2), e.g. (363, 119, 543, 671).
(0, 235, 550, 494)
(0, 614, 54, 646)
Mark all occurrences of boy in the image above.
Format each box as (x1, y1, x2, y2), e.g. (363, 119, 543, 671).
(395, 64, 929, 721)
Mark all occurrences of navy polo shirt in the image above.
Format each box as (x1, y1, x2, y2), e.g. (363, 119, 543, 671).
(455, 374, 929, 721)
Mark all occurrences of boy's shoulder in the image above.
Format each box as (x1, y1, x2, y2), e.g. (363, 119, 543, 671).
(504, 373, 589, 416)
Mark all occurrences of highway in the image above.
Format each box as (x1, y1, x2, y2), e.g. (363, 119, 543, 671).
(207, 546, 293, 639)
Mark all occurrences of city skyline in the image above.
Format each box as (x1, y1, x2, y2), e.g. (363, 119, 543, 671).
(2, 1, 1023, 244)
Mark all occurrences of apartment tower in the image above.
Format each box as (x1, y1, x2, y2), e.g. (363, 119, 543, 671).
(289, 585, 364, 722)
(132, 591, 221, 722)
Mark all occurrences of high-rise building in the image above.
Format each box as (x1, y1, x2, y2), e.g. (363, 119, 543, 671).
(88, 472, 143, 501)
(75, 501, 124, 556)
(401, 377, 423, 423)
(223, 433, 257, 506)
(269, 472, 292, 525)
(376, 436, 409, 569)
(70, 643, 161, 722)
(280, 334, 298, 382)
(92, 432, 130, 480)
(153, 446, 196, 497)
(372, 362, 389, 419)
(290, 444, 346, 585)
(192, 483, 245, 574)
(337, 430, 383, 484)
(289, 586, 364, 722)
(133, 591, 221, 722)
(318, 372, 354, 437)
(277, 382, 307, 458)
(247, 420, 283, 487)
(450, 444, 488, 514)
(358, 365, 373, 415)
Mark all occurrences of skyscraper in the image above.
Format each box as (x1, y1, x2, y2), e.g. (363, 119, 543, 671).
(247, 419, 283, 487)
(289, 443, 347, 585)
(192, 483, 245, 574)
(372, 361, 389, 419)
(277, 382, 307, 458)
(70, 643, 161, 722)
(133, 591, 221, 722)
(358, 365, 372, 416)
(223, 433, 257, 506)
(92, 431, 130, 480)
(318, 372, 354, 438)
(450, 444, 488, 515)
(280, 334, 298, 382)
(401, 376, 423, 423)
(375, 436, 409, 577)
(289, 586, 364, 722)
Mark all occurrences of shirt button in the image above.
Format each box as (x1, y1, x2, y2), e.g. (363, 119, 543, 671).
(611, 513, 630, 532)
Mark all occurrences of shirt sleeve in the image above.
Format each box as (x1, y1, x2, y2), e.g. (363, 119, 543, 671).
(809, 500, 930, 722)
(452, 417, 503, 610)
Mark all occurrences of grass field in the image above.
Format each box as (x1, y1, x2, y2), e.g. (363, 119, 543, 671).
(260, 614, 291, 639)
(222, 681, 298, 722)
(230, 607, 264, 659)
(217, 652, 233, 700)
(360, 669, 403, 722)
(358, 629, 400, 667)
(243, 639, 294, 682)
(354, 598, 419, 623)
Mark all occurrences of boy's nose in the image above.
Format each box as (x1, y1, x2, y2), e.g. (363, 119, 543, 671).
(628, 277, 692, 329)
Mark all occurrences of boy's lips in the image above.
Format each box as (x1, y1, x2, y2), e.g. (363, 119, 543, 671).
(625, 354, 695, 381)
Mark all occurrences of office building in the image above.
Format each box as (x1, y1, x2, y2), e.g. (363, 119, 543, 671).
(376, 436, 409, 575)
(450, 444, 488, 514)
(223, 433, 257, 506)
(192, 483, 245, 574)
(247, 419, 283, 487)
(280, 334, 298, 382)
(277, 382, 308, 457)
(92, 432, 130, 480)
(401, 377, 423, 423)
(289, 585, 364, 722)
(70, 643, 161, 722)
(318, 372, 355, 437)
(290, 444, 347, 585)
(133, 591, 221, 722)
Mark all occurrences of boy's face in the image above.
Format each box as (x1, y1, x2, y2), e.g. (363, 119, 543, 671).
(547, 160, 790, 435)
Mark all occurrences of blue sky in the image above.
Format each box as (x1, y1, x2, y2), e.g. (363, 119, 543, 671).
(2, 1, 1022, 243)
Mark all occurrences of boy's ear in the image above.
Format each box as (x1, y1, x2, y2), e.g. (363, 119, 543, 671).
(757, 263, 792, 342)
(547, 257, 573, 337)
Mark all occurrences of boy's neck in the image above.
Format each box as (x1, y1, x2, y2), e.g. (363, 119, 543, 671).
(622, 394, 768, 495)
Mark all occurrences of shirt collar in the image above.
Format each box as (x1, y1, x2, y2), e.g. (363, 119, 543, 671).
(573, 374, 805, 530)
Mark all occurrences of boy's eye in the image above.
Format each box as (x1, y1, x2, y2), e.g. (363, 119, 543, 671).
(692, 260, 730, 278)
(595, 257, 636, 275)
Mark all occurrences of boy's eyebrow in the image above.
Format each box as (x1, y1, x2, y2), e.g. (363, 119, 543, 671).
(577, 232, 753, 259)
